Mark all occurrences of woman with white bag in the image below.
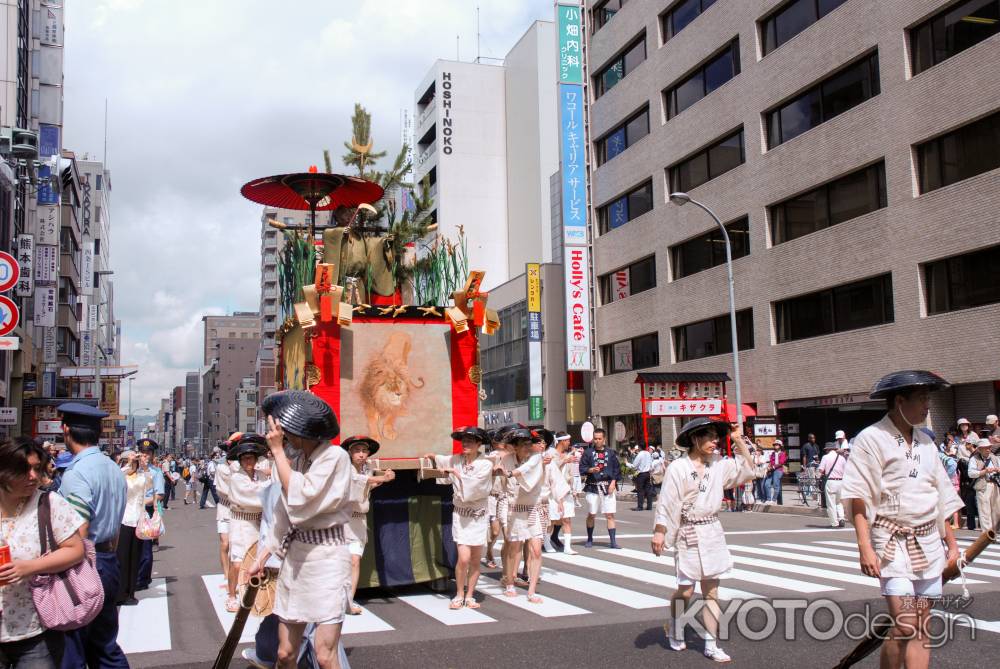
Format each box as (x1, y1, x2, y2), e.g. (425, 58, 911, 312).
(0, 438, 86, 668)
(114, 450, 147, 606)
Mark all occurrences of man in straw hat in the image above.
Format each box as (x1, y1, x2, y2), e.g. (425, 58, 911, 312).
(424, 426, 493, 609)
(652, 417, 752, 663)
(840, 371, 963, 669)
(818, 441, 848, 528)
(251, 390, 352, 669)
(968, 438, 1000, 533)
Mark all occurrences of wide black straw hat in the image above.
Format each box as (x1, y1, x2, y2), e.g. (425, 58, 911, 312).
(869, 370, 950, 399)
(675, 417, 731, 449)
(228, 434, 267, 460)
(341, 435, 380, 456)
(451, 426, 489, 443)
(504, 428, 533, 444)
(261, 390, 340, 441)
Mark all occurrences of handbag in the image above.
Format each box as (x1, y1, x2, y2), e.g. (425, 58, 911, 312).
(30, 492, 105, 631)
(135, 502, 165, 540)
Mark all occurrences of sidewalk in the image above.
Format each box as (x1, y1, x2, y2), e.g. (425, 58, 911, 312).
(619, 479, 827, 518)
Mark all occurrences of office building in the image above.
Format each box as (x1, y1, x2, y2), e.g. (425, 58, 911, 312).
(235, 376, 257, 435)
(203, 312, 260, 365)
(412, 21, 559, 289)
(586, 0, 1000, 454)
(202, 334, 260, 446)
(255, 207, 297, 406)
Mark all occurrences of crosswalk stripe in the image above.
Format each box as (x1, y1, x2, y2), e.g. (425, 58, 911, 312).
(724, 547, 881, 587)
(343, 606, 396, 634)
(767, 542, 997, 578)
(477, 576, 590, 617)
(396, 593, 495, 625)
(934, 610, 1000, 634)
(200, 574, 393, 639)
(494, 556, 669, 609)
(601, 547, 839, 593)
(544, 551, 763, 600)
(201, 573, 260, 643)
(538, 567, 671, 608)
(119, 578, 171, 654)
(830, 539, 1000, 559)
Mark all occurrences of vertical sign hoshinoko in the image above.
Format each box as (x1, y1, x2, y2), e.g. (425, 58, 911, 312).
(557, 2, 591, 371)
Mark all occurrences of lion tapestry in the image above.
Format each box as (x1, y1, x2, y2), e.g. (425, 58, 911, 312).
(306, 311, 480, 463)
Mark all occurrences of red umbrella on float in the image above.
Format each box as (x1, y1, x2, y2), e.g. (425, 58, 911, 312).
(239, 167, 384, 237)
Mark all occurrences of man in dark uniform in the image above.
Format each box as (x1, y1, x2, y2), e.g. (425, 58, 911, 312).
(57, 403, 130, 668)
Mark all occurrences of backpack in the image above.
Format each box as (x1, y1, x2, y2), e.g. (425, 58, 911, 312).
(181, 466, 190, 480)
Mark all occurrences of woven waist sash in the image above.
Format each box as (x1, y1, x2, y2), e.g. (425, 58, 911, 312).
(680, 512, 719, 548)
(454, 505, 487, 519)
(873, 515, 936, 572)
(230, 509, 261, 521)
(279, 524, 348, 556)
(217, 493, 231, 508)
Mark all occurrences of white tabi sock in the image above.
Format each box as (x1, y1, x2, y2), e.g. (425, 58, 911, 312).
(563, 533, 572, 549)
(704, 634, 717, 651)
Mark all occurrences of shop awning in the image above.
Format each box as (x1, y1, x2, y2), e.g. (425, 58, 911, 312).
(714, 403, 757, 421)
(634, 372, 731, 384)
(24, 397, 100, 407)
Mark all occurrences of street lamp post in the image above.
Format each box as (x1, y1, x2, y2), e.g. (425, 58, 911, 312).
(668, 192, 744, 427)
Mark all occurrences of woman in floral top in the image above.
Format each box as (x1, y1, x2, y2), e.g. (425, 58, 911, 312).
(0, 438, 86, 668)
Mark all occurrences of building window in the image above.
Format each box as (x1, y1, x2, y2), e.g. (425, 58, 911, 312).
(601, 333, 659, 374)
(596, 107, 649, 164)
(599, 255, 656, 304)
(775, 274, 894, 342)
(761, 0, 849, 55)
(671, 216, 750, 280)
(665, 39, 740, 119)
(95, 174, 102, 190)
(594, 34, 646, 98)
(480, 302, 529, 408)
(668, 128, 744, 193)
(674, 309, 754, 362)
(916, 110, 1000, 193)
(245, 408, 255, 417)
(770, 162, 886, 245)
(597, 180, 654, 234)
(766, 52, 880, 148)
(911, 0, 1000, 75)
(593, 0, 628, 33)
(662, 0, 717, 42)
(924, 243, 1000, 315)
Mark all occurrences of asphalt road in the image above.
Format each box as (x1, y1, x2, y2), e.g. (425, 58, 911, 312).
(124, 498, 1000, 668)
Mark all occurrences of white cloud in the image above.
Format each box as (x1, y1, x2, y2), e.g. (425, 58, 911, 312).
(62, 0, 552, 410)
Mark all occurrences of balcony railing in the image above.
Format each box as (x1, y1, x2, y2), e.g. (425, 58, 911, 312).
(417, 141, 437, 168)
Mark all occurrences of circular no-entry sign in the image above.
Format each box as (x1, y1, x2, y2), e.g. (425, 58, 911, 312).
(0, 252, 19, 293)
(0, 295, 18, 336)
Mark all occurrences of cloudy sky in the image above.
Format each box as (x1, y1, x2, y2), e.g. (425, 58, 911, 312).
(62, 0, 553, 415)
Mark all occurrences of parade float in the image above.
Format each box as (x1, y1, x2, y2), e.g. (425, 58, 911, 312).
(239, 106, 496, 588)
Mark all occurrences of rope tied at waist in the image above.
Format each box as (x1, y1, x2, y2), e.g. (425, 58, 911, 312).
(679, 505, 719, 548)
(229, 509, 262, 521)
(872, 515, 935, 572)
(217, 493, 231, 508)
(351, 511, 367, 519)
(454, 505, 487, 519)
(279, 524, 348, 556)
(510, 504, 536, 513)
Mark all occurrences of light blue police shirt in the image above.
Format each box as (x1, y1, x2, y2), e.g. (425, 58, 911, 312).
(59, 447, 128, 545)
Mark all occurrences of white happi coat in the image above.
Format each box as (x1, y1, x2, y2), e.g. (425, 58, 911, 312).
(542, 450, 573, 515)
(508, 453, 545, 541)
(348, 468, 371, 548)
(655, 453, 753, 580)
(215, 460, 235, 525)
(840, 415, 964, 580)
(434, 453, 494, 546)
(227, 468, 270, 562)
(266, 443, 355, 624)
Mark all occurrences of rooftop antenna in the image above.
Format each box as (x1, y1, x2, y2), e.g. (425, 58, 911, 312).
(456, 34, 460, 60)
(476, 6, 481, 63)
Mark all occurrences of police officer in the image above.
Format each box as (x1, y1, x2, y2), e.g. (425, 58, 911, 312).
(56, 402, 130, 668)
